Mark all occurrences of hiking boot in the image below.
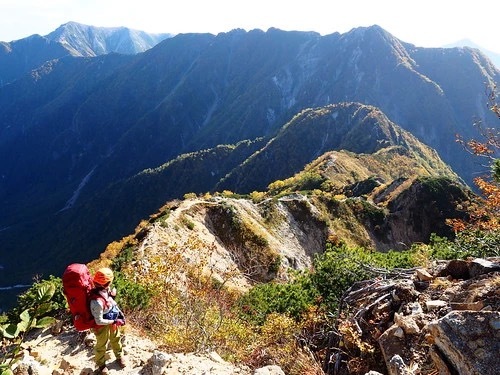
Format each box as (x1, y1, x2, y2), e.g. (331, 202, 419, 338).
(95, 364, 109, 375)
(116, 356, 127, 368)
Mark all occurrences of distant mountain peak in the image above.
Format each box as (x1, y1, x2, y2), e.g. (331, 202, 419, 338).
(45, 21, 173, 57)
(346, 24, 393, 40)
(340, 25, 416, 69)
(444, 38, 500, 68)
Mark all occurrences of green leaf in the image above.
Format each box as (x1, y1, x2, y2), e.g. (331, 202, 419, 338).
(1, 368, 14, 375)
(35, 303, 54, 317)
(19, 310, 30, 323)
(2, 323, 20, 339)
(33, 317, 56, 328)
(37, 283, 56, 303)
(16, 319, 29, 333)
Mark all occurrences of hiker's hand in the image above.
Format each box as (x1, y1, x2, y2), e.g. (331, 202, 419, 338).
(114, 319, 125, 326)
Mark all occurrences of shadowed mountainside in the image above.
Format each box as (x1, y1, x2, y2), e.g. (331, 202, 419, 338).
(0, 103, 471, 312)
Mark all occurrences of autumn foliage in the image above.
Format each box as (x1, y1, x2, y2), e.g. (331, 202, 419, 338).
(448, 89, 500, 232)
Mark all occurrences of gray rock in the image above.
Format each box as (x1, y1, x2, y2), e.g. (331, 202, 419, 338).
(253, 365, 285, 375)
(388, 355, 413, 375)
(378, 325, 408, 375)
(438, 259, 469, 279)
(469, 258, 500, 278)
(146, 350, 170, 375)
(426, 310, 500, 375)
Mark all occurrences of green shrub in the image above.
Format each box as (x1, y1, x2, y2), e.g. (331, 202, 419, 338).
(453, 229, 500, 258)
(7, 276, 65, 322)
(238, 273, 318, 325)
(1, 280, 58, 374)
(429, 231, 500, 260)
(181, 216, 195, 230)
(313, 244, 422, 302)
(238, 242, 424, 325)
(295, 172, 325, 191)
(112, 271, 152, 311)
(112, 246, 135, 271)
(310, 244, 375, 311)
(370, 248, 420, 269)
(155, 210, 171, 227)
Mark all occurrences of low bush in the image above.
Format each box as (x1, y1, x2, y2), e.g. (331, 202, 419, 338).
(238, 274, 318, 325)
(429, 230, 500, 260)
(238, 242, 422, 326)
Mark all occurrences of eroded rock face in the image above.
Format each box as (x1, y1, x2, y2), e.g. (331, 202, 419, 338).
(380, 178, 469, 251)
(427, 311, 500, 375)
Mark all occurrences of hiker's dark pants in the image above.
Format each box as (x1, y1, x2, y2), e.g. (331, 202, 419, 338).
(92, 324, 123, 366)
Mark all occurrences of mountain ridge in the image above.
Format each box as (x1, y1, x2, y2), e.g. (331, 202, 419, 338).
(45, 21, 172, 57)
(444, 38, 500, 68)
(216, 103, 461, 193)
(0, 21, 171, 87)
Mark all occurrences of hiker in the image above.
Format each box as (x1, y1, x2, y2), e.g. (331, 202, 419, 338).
(90, 267, 127, 374)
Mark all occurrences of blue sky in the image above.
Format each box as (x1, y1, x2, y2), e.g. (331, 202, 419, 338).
(1, 0, 499, 53)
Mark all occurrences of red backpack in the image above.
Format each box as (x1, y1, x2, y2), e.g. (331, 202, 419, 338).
(62, 263, 101, 331)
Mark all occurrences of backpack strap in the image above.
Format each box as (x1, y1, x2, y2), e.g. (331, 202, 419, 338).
(90, 288, 109, 309)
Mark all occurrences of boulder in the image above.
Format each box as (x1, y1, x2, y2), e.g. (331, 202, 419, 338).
(426, 310, 500, 375)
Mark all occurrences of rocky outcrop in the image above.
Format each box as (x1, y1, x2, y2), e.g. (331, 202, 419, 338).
(324, 258, 500, 375)
(427, 311, 500, 375)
